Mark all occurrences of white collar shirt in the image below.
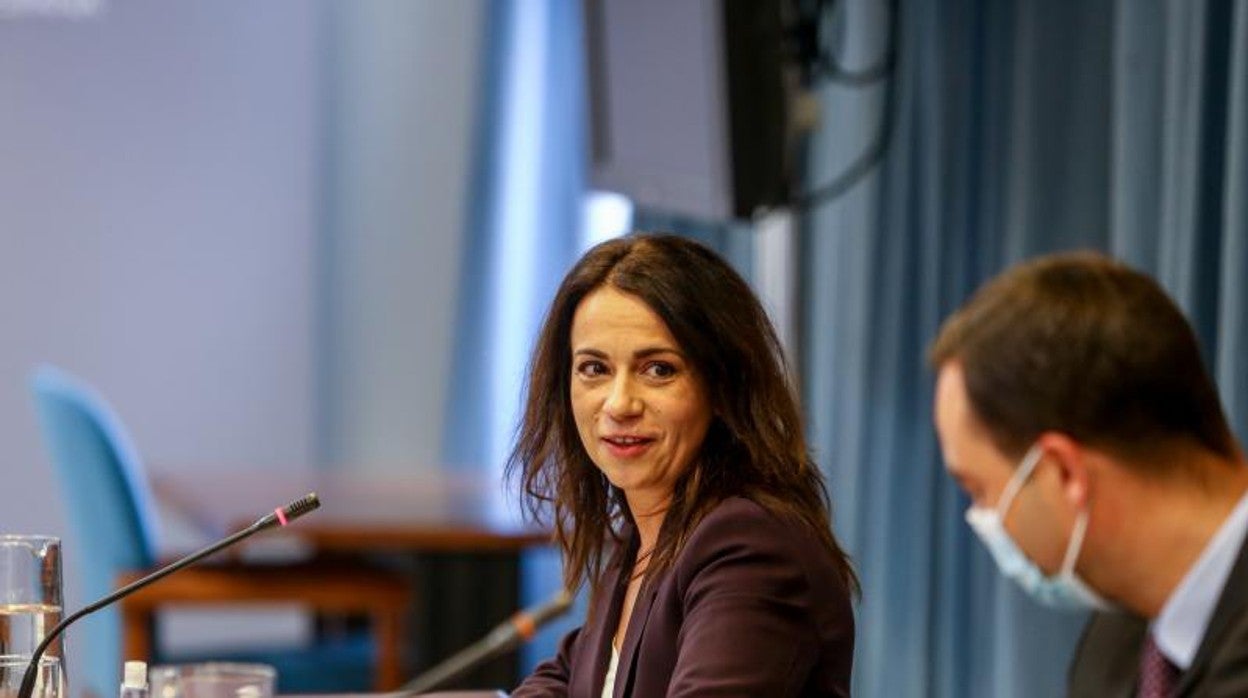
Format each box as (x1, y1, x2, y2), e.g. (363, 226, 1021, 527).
(1153, 488, 1248, 669)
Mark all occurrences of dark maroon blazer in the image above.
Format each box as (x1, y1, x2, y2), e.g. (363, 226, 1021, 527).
(512, 497, 855, 697)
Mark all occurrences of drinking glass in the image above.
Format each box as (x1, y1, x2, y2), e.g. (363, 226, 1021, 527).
(0, 654, 61, 698)
(149, 663, 275, 698)
(0, 537, 63, 660)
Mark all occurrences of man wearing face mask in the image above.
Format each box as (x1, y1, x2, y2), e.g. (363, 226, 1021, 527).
(929, 251, 1248, 697)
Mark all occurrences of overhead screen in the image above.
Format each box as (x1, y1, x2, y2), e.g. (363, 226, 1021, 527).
(585, 0, 793, 221)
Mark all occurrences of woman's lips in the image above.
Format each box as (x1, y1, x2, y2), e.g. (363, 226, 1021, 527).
(601, 435, 655, 458)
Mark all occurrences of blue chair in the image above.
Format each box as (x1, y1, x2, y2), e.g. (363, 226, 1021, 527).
(30, 365, 409, 697)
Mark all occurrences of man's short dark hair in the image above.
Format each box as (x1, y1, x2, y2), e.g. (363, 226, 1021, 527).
(930, 251, 1236, 464)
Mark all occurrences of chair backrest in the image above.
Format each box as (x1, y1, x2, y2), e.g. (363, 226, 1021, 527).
(30, 365, 162, 698)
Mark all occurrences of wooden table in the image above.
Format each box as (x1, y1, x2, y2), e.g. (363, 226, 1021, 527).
(151, 470, 554, 691)
(152, 470, 552, 553)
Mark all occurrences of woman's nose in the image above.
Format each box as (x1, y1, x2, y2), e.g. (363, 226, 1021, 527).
(603, 375, 642, 419)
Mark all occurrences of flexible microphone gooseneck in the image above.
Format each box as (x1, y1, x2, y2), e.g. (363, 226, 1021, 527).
(401, 588, 574, 695)
(17, 493, 322, 698)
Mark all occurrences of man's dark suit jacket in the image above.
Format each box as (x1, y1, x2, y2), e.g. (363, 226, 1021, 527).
(1068, 533, 1248, 696)
(512, 497, 855, 697)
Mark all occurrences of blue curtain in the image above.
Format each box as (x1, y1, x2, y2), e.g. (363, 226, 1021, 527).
(802, 1, 1248, 696)
(442, 0, 585, 476)
(441, 0, 588, 674)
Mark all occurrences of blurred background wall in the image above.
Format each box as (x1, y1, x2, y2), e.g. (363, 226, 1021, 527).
(0, 0, 322, 542)
(0, 0, 484, 671)
(0, 0, 488, 496)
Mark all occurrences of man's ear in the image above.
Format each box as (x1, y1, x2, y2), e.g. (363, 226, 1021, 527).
(1035, 432, 1090, 509)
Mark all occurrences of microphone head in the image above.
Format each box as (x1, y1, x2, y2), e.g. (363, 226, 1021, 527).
(281, 493, 320, 523)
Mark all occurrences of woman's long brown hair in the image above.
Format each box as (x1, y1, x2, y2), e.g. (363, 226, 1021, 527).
(508, 234, 858, 597)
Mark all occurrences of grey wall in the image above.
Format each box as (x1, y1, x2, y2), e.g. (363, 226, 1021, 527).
(319, 1, 483, 472)
(0, 0, 321, 534)
(0, 0, 483, 653)
(0, 0, 329, 659)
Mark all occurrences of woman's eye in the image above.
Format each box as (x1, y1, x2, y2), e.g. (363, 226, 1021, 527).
(576, 360, 608, 377)
(642, 362, 677, 379)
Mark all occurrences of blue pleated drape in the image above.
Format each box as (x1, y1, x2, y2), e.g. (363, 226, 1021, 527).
(442, 0, 585, 477)
(802, 1, 1248, 696)
(440, 0, 588, 675)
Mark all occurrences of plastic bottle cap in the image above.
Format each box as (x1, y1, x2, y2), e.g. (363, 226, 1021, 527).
(123, 661, 148, 689)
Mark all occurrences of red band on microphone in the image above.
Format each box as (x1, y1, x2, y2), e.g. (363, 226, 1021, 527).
(513, 614, 537, 640)
(275, 508, 288, 526)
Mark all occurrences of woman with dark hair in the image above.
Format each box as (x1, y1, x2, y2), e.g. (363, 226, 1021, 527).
(510, 233, 856, 697)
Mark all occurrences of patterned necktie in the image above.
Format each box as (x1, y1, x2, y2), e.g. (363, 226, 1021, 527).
(1138, 633, 1181, 698)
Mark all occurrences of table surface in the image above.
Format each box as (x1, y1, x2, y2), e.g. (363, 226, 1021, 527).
(153, 469, 552, 553)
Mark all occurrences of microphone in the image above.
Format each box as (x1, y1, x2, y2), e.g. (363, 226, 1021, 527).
(18, 493, 322, 698)
(401, 588, 574, 695)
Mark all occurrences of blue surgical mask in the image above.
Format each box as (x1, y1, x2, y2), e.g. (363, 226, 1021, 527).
(964, 444, 1113, 611)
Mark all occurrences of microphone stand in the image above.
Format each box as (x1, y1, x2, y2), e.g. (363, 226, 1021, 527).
(402, 589, 572, 695)
(17, 493, 321, 698)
